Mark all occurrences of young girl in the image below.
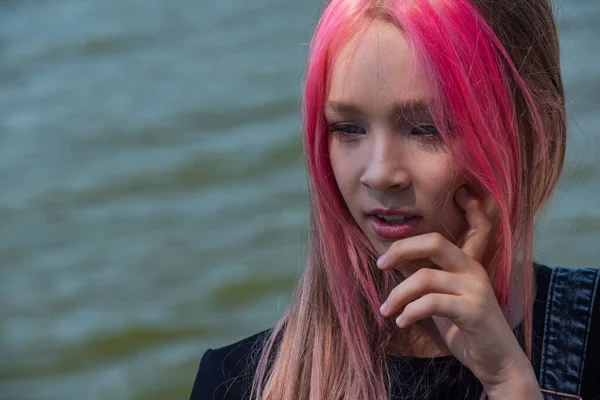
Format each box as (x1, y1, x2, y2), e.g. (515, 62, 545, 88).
(192, 0, 599, 398)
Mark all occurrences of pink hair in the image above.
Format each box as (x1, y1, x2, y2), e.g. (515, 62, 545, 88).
(251, 0, 565, 398)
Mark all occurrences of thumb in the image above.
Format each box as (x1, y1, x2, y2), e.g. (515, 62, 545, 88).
(454, 186, 493, 262)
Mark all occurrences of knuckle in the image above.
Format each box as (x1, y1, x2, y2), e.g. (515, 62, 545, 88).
(468, 294, 488, 315)
(480, 221, 493, 237)
(388, 285, 402, 301)
(428, 233, 446, 253)
(414, 268, 433, 287)
(423, 293, 440, 309)
(469, 198, 480, 210)
(474, 280, 490, 296)
(473, 276, 493, 295)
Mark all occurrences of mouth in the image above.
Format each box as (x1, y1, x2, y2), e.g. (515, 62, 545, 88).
(367, 209, 422, 240)
(374, 214, 419, 224)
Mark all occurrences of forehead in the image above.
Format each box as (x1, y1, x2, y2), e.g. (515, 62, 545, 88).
(327, 20, 432, 113)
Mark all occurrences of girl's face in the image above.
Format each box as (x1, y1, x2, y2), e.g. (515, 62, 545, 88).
(326, 20, 468, 256)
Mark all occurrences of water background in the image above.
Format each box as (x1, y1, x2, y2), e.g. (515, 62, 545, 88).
(0, 0, 599, 399)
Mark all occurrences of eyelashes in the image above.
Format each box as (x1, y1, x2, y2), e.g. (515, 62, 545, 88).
(328, 124, 366, 144)
(411, 124, 440, 136)
(330, 124, 366, 135)
(327, 122, 443, 147)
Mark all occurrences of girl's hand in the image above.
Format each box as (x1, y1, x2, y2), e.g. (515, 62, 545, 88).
(377, 186, 541, 398)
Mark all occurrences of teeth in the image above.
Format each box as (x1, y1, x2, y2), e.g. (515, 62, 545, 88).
(377, 214, 412, 223)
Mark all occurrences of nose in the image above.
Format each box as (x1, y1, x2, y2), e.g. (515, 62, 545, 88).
(359, 137, 411, 192)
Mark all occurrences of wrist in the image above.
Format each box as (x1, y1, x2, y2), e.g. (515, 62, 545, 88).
(483, 362, 542, 400)
(484, 370, 544, 400)
(485, 378, 542, 400)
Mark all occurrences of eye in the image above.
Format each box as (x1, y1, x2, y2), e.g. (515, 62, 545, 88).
(329, 124, 366, 135)
(327, 123, 367, 144)
(411, 124, 439, 136)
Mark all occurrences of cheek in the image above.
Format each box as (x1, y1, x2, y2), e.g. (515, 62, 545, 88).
(417, 156, 460, 193)
(328, 139, 344, 190)
(328, 140, 359, 197)
(418, 156, 467, 235)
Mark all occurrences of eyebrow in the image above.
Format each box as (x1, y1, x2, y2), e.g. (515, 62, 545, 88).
(325, 99, 433, 118)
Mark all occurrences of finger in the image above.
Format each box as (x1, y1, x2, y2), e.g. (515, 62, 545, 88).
(395, 293, 463, 328)
(380, 268, 464, 317)
(377, 232, 471, 274)
(454, 186, 493, 262)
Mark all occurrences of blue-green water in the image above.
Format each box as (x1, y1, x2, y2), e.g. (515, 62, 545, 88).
(0, 1, 598, 399)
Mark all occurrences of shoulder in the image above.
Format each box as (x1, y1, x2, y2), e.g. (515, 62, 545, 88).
(580, 267, 600, 398)
(201, 329, 272, 374)
(190, 329, 272, 400)
(534, 263, 600, 398)
(533, 263, 600, 337)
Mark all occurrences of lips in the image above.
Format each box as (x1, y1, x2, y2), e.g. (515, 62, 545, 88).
(367, 209, 422, 240)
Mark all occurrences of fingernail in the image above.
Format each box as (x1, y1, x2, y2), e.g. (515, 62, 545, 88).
(377, 255, 386, 268)
(379, 302, 388, 315)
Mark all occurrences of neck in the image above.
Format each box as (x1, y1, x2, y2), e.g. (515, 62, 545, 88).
(387, 319, 452, 358)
